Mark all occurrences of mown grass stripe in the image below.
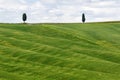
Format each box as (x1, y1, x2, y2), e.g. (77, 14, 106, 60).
(0, 34, 120, 66)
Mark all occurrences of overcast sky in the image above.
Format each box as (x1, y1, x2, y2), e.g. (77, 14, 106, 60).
(0, 0, 120, 23)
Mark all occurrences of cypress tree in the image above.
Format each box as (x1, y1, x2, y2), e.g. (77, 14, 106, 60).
(22, 13, 27, 23)
(82, 13, 86, 23)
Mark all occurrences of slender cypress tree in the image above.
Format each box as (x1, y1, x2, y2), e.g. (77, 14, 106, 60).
(82, 13, 86, 23)
(22, 13, 27, 23)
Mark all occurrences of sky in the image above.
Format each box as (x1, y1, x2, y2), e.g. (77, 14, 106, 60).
(0, 0, 120, 23)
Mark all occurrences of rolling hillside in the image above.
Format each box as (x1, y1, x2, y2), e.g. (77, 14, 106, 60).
(0, 23, 120, 80)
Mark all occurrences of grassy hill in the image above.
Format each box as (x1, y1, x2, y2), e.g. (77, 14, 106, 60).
(0, 23, 120, 80)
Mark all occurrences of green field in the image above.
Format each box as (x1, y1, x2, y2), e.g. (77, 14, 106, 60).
(0, 23, 120, 80)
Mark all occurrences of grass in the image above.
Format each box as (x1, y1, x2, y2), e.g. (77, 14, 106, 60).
(0, 22, 120, 80)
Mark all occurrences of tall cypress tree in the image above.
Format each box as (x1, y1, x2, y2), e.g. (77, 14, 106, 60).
(82, 13, 86, 23)
(22, 13, 27, 23)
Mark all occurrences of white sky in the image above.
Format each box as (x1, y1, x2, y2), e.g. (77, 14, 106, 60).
(0, 0, 120, 23)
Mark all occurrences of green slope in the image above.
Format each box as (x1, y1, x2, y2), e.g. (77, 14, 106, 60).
(0, 23, 120, 80)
